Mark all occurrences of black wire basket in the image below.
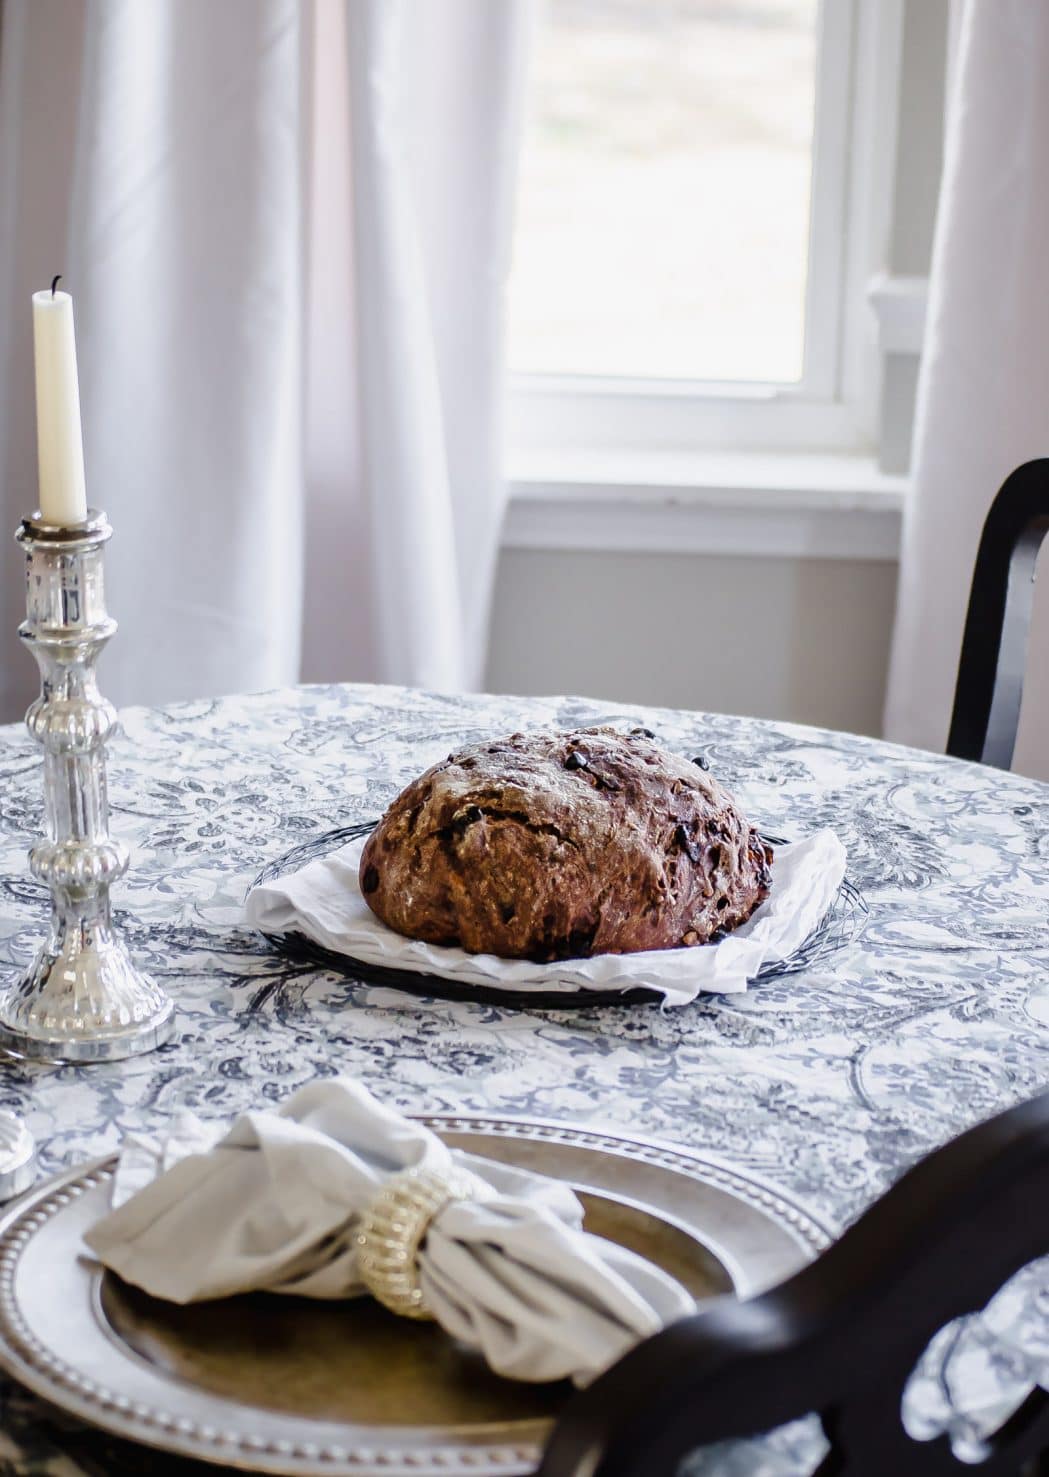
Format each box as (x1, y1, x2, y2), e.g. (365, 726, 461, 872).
(251, 822, 868, 1010)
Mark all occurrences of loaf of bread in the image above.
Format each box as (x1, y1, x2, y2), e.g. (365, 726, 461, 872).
(358, 727, 772, 962)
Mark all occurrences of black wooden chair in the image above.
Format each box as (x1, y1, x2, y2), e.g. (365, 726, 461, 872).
(947, 459, 1049, 770)
(538, 1090, 1049, 1475)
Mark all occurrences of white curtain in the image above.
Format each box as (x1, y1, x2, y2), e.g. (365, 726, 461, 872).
(884, 0, 1049, 782)
(0, 0, 531, 716)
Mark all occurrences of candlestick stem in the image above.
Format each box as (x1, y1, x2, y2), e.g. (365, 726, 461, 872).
(0, 512, 174, 1062)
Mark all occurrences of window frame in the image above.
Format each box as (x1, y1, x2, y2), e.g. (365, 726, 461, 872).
(506, 0, 906, 462)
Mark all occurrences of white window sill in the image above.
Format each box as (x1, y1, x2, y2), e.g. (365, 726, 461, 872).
(503, 450, 906, 562)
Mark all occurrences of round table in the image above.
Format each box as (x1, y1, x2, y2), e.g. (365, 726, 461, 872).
(0, 682, 1046, 1473)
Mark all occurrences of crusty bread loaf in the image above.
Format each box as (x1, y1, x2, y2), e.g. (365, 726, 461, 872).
(358, 727, 772, 961)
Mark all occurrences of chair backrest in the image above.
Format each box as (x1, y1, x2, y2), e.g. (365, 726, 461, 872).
(538, 1091, 1049, 1477)
(947, 459, 1049, 769)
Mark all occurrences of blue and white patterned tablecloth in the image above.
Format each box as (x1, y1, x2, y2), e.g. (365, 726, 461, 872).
(0, 682, 1047, 1474)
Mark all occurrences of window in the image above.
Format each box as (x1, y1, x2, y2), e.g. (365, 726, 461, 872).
(510, 0, 819, 386)
(507, 0, 908, 461)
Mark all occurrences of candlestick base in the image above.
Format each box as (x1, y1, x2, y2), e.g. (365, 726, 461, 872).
(0, 1111, 35, 1202)
(0, 932, 174, 1064)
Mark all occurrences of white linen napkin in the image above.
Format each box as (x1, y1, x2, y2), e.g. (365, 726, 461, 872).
(84, 1078, 697, 1385)
(244, 830, 847, 1004)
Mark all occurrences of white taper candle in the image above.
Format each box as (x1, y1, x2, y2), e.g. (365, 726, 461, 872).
(32, 281, 88, 525)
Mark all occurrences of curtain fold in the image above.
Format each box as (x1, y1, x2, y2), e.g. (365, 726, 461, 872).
(0, 0, 87, 722)
(340, 0, 533, 691)
(884, 0, 1049, 781)
(0, 0, 531, 713)
(1, 0, 306, 712)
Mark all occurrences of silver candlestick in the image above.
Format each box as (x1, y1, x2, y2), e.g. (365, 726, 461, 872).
(0, 511, 174, 1062)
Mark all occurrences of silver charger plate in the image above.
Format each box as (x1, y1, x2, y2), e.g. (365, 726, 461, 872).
(252, 823, 869, 1009)
(0, 1115, 833, 1477)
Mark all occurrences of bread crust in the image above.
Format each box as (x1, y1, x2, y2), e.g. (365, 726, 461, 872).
(358, 727, 773, 961)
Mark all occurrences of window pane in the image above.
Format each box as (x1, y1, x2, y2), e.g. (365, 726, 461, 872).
(508, 0, 819, 384)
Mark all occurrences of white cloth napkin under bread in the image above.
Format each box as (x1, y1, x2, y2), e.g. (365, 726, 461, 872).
(245, 830, 847, 1004)
(85, 1078, 696, 1385)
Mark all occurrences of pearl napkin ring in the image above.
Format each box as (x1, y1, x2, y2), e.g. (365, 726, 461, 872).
(356, 1164, 488, 1319)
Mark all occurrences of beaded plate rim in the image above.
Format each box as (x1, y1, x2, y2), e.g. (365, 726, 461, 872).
(251, 822, 869, 1009)
(0, 1114, 833, 1476)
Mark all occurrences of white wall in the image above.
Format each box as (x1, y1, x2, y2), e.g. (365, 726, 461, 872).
(486, 549, 898, 736)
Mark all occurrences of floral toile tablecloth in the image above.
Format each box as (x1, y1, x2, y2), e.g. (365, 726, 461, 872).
(0, 682, 1047, 1475)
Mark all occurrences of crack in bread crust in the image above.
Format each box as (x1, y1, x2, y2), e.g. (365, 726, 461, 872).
(359, 728, 773, 961)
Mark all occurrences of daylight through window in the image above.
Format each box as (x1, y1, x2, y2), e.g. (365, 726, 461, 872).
(509, 0, 820, 385)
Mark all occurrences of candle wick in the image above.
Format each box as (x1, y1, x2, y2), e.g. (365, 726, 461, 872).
(50, 275, 62, 298)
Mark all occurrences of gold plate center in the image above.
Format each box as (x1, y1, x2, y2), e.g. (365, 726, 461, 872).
(98, 1189, 731, 1428)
